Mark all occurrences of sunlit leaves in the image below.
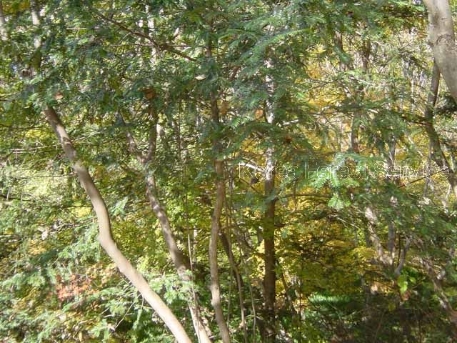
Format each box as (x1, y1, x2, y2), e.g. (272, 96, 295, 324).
(1, 0, 457, 341)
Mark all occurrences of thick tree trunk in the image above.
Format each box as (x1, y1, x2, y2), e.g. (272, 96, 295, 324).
(44, 108, 192, 343)
(423, 0, 457, 102)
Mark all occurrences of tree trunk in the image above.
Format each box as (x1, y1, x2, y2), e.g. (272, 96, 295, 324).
(0, 1, 6, 41)
(207, 36, 231, 343)
(119, 110, 212, 343)
(219, 231, 248, 343)
(263, 144, 276, 343)
(423, 61, 457, 198)
(26, 4, 189, 341)
(262, 57, 277, 343)
(44, 108, 192, 343)
(210, 157, 231, 343)
(423, 0, 457, 102)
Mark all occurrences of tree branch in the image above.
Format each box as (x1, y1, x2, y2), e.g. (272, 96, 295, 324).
(92, 9, 197, 62)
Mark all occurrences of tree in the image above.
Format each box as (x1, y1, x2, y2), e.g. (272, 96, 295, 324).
(2, 0, 457, 342)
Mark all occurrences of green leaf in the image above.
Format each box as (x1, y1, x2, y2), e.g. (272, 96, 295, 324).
(398, 274, 408, 294)
(328, 194, 349, 210)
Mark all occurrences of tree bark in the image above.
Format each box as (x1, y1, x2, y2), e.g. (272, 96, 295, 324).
(206, 34, 231, 343)
(219, 231, 248, 343)
(423, 0, 457, 102)
(210, 158, 231, 343)
(44, 107, 192, 343)
(0, 1, 6, 41)
(262, 143, 276, 343)
(119, 110, 212, 343)
(262, 56, 277, 343)
(423, 61, 457, 198)
(24, 1, 191, 338)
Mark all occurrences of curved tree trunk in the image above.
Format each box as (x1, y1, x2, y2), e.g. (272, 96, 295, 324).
(44, 107, 192, 343)
(28, 2, 190, 340)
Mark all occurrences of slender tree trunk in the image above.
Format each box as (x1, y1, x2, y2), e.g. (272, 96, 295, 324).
(44, 108, 192, 343)
(263, 63, 277, 342)
(220, 231, 248, 343)
(423, 61, 457, 198)
(207, 37, 231, 343)
(418, 252, 457, 330)
(144, 176, 212, 343)
(210, 157, 230, 343)
(420, 61, 457, 330)
(120, 110, 212, 343)
(263, 143, 276, 343)
(0, 1, 6, 41)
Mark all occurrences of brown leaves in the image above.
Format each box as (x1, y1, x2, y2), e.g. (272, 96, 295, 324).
(55, 274, 92, 303)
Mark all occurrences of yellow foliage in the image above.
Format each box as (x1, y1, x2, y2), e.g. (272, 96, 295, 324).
(326, 239, 350, 248)
(24, 128, 47, 140)
(70, 202, 92, 217)
(351, 246, 375, 262)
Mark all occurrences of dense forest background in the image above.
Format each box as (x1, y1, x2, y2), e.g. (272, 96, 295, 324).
(2, 0, 457, 342)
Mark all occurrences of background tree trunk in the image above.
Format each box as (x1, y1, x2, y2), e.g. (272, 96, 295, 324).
(119, 111, 212, 343)
(207, 37, 231, 343)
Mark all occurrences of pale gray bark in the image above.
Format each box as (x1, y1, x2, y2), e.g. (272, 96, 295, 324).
(262, 143, 276, 343)
(28, 2, 190, 340)
(120, 110, 212, 343)
(0, 1, 7, 41)
(44, 108, 192, 343)
(423, 0, 457, 102)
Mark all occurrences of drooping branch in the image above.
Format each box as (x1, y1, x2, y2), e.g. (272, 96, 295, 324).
(44, 107, 192, 343)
